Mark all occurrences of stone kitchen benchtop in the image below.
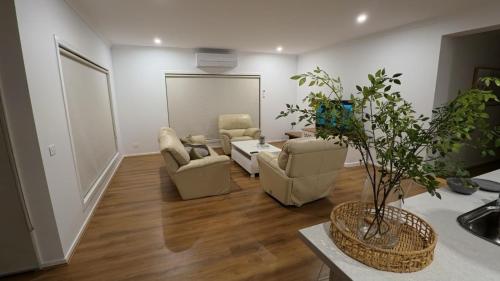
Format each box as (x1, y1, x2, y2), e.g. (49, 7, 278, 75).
(299, 170, 500, 281)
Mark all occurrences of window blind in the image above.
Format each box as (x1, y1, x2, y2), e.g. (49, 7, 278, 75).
(165, 75, 260, 140)
(59, 48, 117, 198)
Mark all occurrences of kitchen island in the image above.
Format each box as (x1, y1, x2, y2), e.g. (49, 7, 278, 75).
(299, 170, 500, 281)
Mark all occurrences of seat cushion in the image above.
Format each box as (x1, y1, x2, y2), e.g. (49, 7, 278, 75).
(231, 136, 253, 142)
(220, 129, 246, 138)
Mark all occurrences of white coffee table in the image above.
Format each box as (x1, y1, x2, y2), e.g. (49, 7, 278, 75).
(231, 140, 281, 177)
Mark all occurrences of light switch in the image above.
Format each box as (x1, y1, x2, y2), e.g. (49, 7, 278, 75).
(48, 144, 56, 156)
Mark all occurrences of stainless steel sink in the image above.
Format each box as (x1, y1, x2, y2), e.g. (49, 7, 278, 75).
(457, 198, 500, 246)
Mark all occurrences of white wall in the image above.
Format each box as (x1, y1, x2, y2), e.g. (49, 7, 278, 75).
(297, 2, 500, 164)
(0, 0, 43, 274)
(14, 0, 122, 264)
(111, 46, 298, 155)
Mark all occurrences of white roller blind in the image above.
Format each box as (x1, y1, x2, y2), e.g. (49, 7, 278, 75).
(165, 75, 260, 140)
(59, 48, 117, 198)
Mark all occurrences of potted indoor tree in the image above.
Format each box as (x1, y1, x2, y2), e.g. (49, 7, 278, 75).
(278, 67, 499, 248)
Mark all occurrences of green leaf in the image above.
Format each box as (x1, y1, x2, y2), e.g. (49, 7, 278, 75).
(435, 192, 442, 199)
(299, 77, 306, 86)
(291, 75, 301, 80)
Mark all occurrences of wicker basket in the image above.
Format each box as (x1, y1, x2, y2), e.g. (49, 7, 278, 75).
(330, 201, 437, 273)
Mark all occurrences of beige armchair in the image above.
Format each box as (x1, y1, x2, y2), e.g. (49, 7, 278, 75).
(257, 138, 347, 207)
(158, 127, 231, 200)
(219, 114, 261, 155)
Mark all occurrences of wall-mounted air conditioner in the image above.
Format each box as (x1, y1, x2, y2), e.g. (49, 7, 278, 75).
(196, 52, 238, 68)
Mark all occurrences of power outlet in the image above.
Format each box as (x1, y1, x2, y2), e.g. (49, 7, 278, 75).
(48, 144, 56, 156)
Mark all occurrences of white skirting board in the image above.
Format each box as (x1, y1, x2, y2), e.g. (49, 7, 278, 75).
(124, 151, 161, 158)
(343, 161, 362, 167)
(39, 153, 124, 268)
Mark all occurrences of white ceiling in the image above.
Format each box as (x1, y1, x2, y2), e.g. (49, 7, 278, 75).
(66, 0, 488, 54)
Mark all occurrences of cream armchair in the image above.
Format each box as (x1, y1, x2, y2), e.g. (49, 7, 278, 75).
(257, 138, 347, 207)
(158, 127, 231, 200)
(219, 114, 261, 155)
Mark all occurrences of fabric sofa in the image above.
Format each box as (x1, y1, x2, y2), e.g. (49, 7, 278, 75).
(158, 127, 231, 200)
(257, 137, 348, 206)
(218, 114, 261, 155)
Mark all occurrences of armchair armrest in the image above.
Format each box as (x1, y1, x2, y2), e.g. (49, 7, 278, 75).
(188, 134, 206, 145)
(244, 127, 261, 139)
(219, 129, 234, 138)
(257, 152, 281, 171)
(177, 155, 230, 173)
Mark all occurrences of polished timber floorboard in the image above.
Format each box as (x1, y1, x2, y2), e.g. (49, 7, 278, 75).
(8, 145, 426, 281)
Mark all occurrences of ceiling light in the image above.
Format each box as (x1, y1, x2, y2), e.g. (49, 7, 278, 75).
(356, 13, 368, 24)
(276, 46, 283, 52)
(154, 37, 162, 44)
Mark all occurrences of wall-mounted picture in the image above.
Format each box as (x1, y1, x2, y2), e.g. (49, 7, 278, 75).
(472, 67, 500, 102)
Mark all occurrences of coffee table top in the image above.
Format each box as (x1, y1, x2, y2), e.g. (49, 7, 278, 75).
(231, 140, 280, 157)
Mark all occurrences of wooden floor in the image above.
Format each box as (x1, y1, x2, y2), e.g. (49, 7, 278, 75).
(7, 144, 426, 281)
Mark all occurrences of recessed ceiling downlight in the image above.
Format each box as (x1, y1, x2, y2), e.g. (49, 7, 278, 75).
(154, 37, 162, 44)
(276, 46, 283, 52)
(356, 13, 368, 24)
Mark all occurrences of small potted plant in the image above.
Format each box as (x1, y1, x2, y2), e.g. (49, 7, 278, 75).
(438, 162, 479, 195)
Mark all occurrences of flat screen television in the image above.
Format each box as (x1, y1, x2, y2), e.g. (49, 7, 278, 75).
(316, 100, 353, 130)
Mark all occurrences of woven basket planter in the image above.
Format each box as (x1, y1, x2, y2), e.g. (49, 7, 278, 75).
(330, 201, 437, 273)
